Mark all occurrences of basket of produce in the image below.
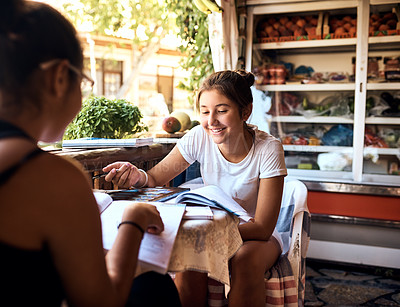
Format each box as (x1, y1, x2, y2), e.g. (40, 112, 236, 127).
(256, 13, 323, 43)
(323, 13, 357, 39)
(369, 9, 400, 36)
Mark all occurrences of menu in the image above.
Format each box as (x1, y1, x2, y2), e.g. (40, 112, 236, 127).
(100, 200, 185, 275)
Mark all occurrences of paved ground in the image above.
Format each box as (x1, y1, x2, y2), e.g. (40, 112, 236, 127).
(305, 260, 400, 306)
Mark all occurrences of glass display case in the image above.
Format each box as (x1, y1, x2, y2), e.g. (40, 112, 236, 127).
(245, 0, 400, 186)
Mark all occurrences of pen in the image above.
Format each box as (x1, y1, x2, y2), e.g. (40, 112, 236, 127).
(92, 169, 120, 180)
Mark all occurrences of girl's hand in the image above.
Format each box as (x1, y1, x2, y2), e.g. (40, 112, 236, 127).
(103, 162, 142, 188)
(123, 202, 164, 235)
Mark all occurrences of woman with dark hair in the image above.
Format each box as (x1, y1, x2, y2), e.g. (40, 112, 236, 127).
(104, 70, 287, 307)
(0, 1, 181, 306)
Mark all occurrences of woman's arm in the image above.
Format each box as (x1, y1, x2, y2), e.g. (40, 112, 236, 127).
(103, 146, 190, 188)
(238, 176, 284, 241)
(147, 146, 190, 187)
(39, 156, 163, 307)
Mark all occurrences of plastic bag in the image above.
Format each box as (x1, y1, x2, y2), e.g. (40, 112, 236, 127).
(368, 95, 390, 116)
(268, 92, 300, 116)
(321, 124, 353, 146)
(378, 128, 400, 148)
(295, 95, 352, 118)
(317, 152, 350, 171)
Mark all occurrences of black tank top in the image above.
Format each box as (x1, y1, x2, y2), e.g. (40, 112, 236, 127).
(0, 119, 43, 185)
(0, 119, 65, 306)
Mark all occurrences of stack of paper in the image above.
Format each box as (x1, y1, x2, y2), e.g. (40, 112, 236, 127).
(183, 206, 214, 220)
(62, 137, 153, 149)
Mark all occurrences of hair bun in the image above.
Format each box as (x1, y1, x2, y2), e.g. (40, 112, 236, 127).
(0, 0, 23, 33)
(235, 69, 255, 88)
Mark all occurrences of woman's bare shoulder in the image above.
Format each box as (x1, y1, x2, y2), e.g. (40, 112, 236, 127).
(0, 151, 98, 248)
(16, 152, 96, 210)
(31, 152, 90, 185)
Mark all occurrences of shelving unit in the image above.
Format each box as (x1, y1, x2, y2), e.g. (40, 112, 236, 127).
(244, 1, 400, 268)
(245, 0, 400, 186)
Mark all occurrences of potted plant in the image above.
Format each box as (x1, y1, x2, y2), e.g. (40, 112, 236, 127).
(64, 96, 148, 140)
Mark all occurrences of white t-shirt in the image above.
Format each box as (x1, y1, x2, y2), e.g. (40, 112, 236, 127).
(177, 125, 287, 218)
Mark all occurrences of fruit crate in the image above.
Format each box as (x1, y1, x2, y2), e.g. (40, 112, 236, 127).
(322, 13, 357, 39)
(256, 12, 323, 43)
(369, 7, 400, 37)
(322, 7, 400, 39)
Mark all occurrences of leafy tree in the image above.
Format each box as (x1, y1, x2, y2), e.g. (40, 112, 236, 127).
(167, 1, 214, 105)
(62, 0, 213, 105)
(62, 0, 170, 98)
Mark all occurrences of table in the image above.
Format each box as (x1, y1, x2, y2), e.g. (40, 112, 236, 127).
(168, 209, 242, 285)
(52, 143, 175, 189)
(55, 143, 243, 284)
(165, 178, 243, 285)
(100, 194, 243, 286)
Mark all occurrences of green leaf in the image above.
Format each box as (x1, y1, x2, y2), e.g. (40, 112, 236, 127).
(63, 96, 148, 140)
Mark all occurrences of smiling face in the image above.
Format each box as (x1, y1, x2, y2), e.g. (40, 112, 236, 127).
(199, 89, 251, 147)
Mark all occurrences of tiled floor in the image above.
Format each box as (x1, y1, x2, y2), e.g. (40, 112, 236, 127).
(305, 259, 400, 306)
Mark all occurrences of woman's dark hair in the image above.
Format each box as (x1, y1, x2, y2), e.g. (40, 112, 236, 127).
(0, 0, 83, 112)
(197, 70, 255, 117)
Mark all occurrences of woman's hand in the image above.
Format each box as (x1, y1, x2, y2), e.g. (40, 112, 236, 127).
(122, 202, 164, 235)
(103, 162, 142, 188)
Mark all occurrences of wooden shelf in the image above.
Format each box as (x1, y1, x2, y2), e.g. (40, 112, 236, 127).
(363, 147, 400, 155)
(269, 116, 353, 124)
(365, 117, 400, 125)
(370, 0, 400, 6)
(283, 145, 352, 153)
(257, 83, 356, 91)
(367, 82, 400, 90)
(270, 116, 400, 125)
(283, 145, 399, 156)
(369, 35, 400, 45)
(258, 82, 400, 92)
(254, 38, 357, 50)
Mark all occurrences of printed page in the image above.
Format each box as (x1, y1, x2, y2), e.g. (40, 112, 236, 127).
(101, 201, 185, 274)
(93, 191, 113, 213)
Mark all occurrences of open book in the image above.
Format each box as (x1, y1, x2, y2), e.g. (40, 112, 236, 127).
(100, 199, 185, 275)
(175, 185, 252, 222)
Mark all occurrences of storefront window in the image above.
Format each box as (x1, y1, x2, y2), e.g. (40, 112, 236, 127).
(83, 58, 123, 99)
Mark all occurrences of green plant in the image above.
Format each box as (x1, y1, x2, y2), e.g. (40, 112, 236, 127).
(167, 1, 214, 105)
(64, 96, 148, 139)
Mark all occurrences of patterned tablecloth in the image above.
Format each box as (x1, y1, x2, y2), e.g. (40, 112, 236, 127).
(168, 209, 243, 285)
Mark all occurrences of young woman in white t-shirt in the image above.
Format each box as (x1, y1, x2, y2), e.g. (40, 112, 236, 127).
(104, 70, 287, 307)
